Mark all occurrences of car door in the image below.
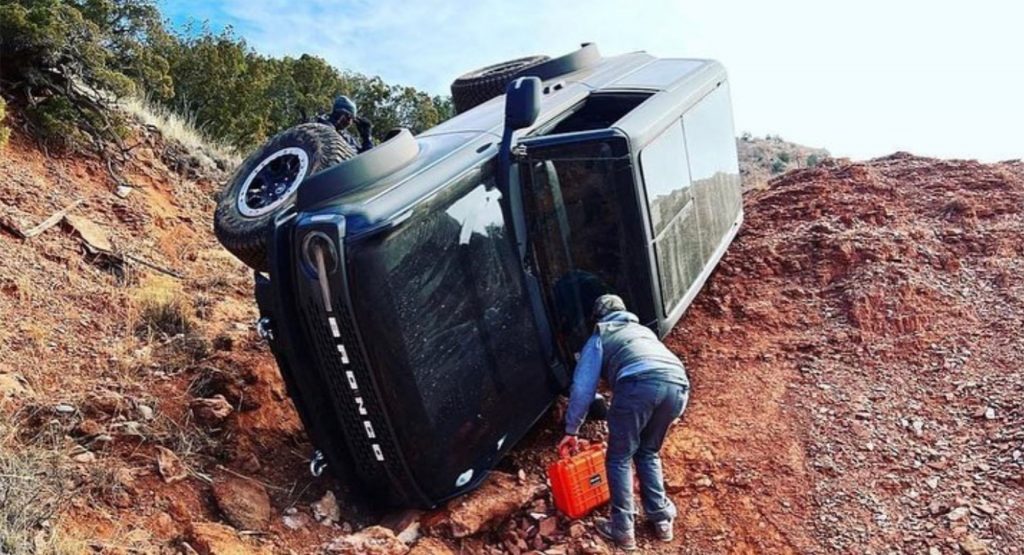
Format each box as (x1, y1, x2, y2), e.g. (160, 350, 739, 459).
(517, 129, 657, 362)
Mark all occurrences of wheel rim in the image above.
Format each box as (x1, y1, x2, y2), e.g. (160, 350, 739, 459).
(236, 147, 310, 218)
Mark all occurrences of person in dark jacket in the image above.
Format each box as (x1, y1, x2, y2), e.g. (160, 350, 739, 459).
(316, 95, 374, 153)
(559, 294, 690, 551)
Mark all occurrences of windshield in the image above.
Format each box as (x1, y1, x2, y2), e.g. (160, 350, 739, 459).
(522, 136, 654, 356)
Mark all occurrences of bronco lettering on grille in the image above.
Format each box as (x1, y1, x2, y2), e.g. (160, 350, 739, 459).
(332, 332, 384, 461)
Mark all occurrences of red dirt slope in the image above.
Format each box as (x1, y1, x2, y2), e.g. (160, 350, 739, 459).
(2, 123, 1021, 554)
(660, 153, 1024, 554)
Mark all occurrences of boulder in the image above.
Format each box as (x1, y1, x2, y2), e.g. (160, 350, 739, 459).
(438, 471, 545, 538)
(211, 473, 272, 531)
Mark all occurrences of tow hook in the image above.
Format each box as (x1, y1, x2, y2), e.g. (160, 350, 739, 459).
(256, 317, 275, 341)
(309, 450, 327, 477)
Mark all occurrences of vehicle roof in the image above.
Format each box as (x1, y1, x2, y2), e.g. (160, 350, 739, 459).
(299, 50, 727, 237)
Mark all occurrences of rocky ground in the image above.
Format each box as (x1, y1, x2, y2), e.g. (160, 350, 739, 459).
(0, 119, 1020, 555)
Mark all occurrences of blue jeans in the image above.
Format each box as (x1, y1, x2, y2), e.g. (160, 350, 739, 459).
(606, 378, 688, 540)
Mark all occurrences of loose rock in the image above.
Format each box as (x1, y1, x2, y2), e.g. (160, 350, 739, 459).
(71, 450, 96, 463)
(408, 537, 456, 555)
(82, 389, 125, 417)
(959, 535, 988, 555)
(189, 521, 268, 555)
(211, 473, 272, 531)
(0, 373, 33, 399)
(137, 404, 155, 420)
(946, 506, 970, 521)
(312, 490, 342, 524)
(325, 526, 408, 555)
(155, 446, 188, 483)
(282, 512, 309, 531)
(191, 395, 233, 426)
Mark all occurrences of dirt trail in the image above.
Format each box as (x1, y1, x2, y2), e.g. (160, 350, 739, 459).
(2, 124, 1022, 555)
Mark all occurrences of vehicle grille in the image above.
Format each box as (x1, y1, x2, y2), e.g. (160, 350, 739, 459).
(299, 295, 403, 486)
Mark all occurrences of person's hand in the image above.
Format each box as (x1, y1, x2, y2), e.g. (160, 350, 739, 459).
(355, 116, 373, 138)
(558, 434, 579, 456)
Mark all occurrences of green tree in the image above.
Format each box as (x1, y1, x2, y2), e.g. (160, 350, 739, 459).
(0, 0, 179, 154)
(0, 0, 454, 155)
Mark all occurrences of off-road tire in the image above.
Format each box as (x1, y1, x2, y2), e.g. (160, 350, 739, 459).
(450, 55, 550, 113)
(214, 123, 356, 271)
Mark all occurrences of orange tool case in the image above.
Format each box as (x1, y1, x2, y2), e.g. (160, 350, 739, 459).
(547, 442, 611, 519)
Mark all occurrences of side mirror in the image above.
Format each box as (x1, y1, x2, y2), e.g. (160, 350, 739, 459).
(504, 76, 541, 131)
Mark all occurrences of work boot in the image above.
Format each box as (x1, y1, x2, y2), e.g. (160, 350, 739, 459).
(594, 517, 637, 551)
(653, 519, 673, 542)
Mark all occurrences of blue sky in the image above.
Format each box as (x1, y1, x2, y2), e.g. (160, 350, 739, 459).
(160, 0, 1023, 161)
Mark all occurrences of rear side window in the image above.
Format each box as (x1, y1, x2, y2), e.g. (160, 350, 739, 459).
(682, 83, 742, 265)
(640, 122, 691, 237)
(648, 83, 742, 316)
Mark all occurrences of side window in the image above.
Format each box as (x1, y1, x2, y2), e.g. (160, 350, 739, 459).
(682, 83, 742, 264)
(640, 121, 691, 237)
(650, 82, 742, 316)
(682, 83, 740, 185)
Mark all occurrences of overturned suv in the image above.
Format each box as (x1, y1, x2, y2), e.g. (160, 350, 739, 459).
(213, 44, 743, 508)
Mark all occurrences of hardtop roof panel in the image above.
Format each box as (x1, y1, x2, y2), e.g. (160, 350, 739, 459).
(607, 58, 709, 91)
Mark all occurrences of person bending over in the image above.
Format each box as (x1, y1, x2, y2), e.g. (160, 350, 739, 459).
(560, 294, 690, 551)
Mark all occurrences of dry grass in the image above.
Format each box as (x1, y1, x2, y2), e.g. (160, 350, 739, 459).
(0, 418, 84, 555)
(119, 96, 240, 167)
(131, 275, 195, 339)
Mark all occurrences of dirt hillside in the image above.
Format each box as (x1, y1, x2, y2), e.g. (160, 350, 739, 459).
(736, 134, 829, 191)
(1, 119, 1021, 555)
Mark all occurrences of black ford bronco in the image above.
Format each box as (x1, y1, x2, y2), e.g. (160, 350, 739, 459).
(213, 44, 743, 508)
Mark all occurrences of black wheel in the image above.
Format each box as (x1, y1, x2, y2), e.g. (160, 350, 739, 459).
(214, 123, 356, 271)
(450, 55, 550, 114)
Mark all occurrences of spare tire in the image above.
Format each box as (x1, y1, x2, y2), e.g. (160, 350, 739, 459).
(214, 123, 356, 271)
(450, 55, 549, 113)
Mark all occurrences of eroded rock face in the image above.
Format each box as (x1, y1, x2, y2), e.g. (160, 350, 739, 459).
(436, 471, 545, 538)
(211, 473, 272, 531)
(325, 526, 408, 555)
